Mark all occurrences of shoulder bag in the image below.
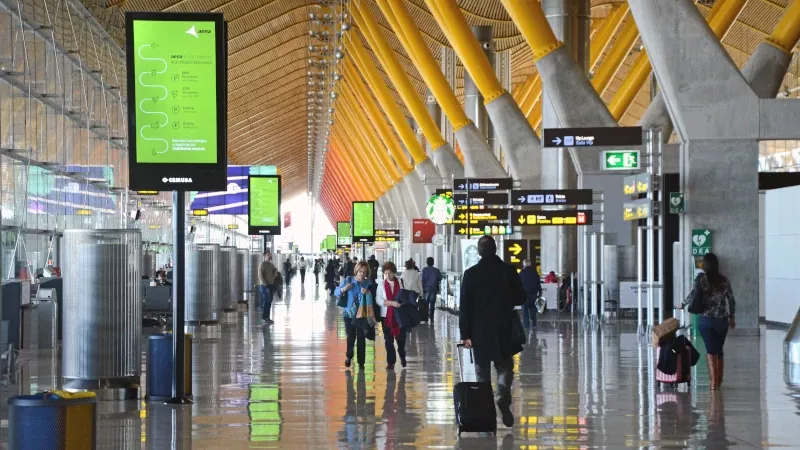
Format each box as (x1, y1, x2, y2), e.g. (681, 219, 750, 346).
(686, 275, 707, 314)
(336, 277, 351, 308)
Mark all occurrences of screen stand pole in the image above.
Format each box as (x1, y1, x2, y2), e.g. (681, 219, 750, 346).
(167, 190, 191, 404)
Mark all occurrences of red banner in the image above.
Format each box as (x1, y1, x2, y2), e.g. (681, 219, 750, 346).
(283, 212, 292, 228)
(412, 218, 435, 244)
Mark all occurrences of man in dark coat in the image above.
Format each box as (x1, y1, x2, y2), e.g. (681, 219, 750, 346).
(459, 235, 525, 428)
(519, 259, 542, 329)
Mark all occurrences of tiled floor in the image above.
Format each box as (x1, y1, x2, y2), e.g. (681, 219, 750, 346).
(2, 276, 799, 449)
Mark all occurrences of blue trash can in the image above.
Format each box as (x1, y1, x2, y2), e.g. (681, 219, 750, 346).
(147, 333, 192, 401)
(8, 391, 97, 450)
(147, 334, 173, 401)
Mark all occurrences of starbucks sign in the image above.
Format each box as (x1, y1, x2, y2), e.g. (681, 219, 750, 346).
(426, 193, 455, 225)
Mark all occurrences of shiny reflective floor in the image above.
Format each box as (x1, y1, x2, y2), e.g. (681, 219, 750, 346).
(2, 275, 799, 449)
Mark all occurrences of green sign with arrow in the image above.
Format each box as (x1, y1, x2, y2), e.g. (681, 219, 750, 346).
(601, 150, 639, 170)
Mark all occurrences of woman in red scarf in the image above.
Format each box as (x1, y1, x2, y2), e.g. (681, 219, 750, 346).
(376, 261, 407, 370)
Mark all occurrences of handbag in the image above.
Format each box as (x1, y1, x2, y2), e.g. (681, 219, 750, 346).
(396, 279, 419, 306)
(336, 276, 351, 308)
(686, 275, 707, 314)
(510, 310, 526, 346)
(394, 302, 421, 329)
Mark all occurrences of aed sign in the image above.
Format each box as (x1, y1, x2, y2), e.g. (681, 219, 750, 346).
(692, 229, 712, 256)
(125, 12, 228, 191)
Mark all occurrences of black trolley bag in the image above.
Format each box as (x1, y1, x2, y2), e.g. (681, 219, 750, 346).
(453, 343, 497, 436)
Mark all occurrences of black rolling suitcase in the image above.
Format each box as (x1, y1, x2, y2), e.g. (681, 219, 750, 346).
(418, 298, 429, 322)
(453, 344, 497, 436)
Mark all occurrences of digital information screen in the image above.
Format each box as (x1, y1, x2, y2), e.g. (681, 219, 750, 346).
(352, 201, 375, 243)
(126, 12, 227, 191)
(337, 221, 352, 247)
(325, 235, 336, 251)
(248, 175, 281, 235)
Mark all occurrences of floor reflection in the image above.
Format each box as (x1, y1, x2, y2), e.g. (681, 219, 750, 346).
(1, 275, 798, 448)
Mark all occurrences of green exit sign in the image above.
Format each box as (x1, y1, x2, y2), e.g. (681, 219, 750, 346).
(601, 150, 639, 170)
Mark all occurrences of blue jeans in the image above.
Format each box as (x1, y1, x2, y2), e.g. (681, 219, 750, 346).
(424, 290, 437, 320)
(260, 285, 273, 321)
(698, 315, 729, 357)
(522, 301, 537, 328)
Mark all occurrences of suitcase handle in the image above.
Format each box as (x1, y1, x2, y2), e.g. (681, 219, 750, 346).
(456, 343, 474, 380)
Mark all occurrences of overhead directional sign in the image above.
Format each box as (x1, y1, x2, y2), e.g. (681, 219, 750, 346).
(434, 188, 453, 198)
(623, 199, 651, 221)
(453, 192, 509, 206)
(455, 225, 513, 236)
(375, 229, 400, 243)
(453, 178, 513, 191)
(504, 239, 528, 273)
(450, 208, 510, 225)
(543, 126, 642, 148)
(511, 210, 593, 226)
(603, 150, 640, 171)
(511, 189, 593, 206)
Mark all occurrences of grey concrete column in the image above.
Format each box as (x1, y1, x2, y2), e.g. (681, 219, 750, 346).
(628, 0, 761, 330)
(464, 26, 493, 143)
(538, 0, 591, 275)
(426, 92, 465, 180)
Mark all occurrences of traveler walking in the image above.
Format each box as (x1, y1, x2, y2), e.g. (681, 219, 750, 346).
(258, 251, 279, 326)
(325, 259, 337, 295)
(314, 258, 322, 285)
(680, 253, 735, 390)
(368, 255, 380, 281)
(459, 235, 526, 427)
(421, 257, 443, 323)
(283, 258, 293, 284)
(335, 261, 375, 369)
(376, 261, 407, 370)
(519, 259, 542, 329)
(299, 257, 308, 283)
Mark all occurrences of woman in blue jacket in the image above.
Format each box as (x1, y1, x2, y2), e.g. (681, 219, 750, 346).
(335, 261, 373, 369)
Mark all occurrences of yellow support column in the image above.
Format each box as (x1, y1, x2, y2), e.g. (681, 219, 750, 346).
(350, 2, 447, 155)
(339, 91, 403, 183)
(341, 61, 412, 175)
(346, 33, 427, 166)
(589, 3, 630, 71)
(766, 0, 800, 52)
(337, 108, 394, 188)
(499, 0, 563, 60)
(591, 12, 639, 95)
(424, 0, 506, 103)
(377, 0, 469, 131)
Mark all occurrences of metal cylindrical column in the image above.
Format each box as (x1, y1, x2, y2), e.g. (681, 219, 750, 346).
(540, 0, 589, 277)
(246, 250, 261, 310)
(62, 229, 142, 398)
(219, 246, 236, 312)
(185, 243, 219, 324)
(237, 249, 247, 310)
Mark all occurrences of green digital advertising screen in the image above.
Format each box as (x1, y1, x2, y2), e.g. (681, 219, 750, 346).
(125, 12, 227, 191)
(352, 201, 375, 243)
(248, 175, 282, 235)
(325, 235, 336, 251)
(337, 221, 352, 247)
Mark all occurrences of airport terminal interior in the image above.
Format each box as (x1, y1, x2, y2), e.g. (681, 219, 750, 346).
(1, 0, 800, 448)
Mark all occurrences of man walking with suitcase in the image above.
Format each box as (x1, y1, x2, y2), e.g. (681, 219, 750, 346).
(459, 236, 526, 428)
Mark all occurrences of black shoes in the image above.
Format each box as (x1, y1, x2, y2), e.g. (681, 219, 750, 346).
(386, 364, 394, 371)
(344, 358, 351, 368)
(498, 402, 514, 428)
(400, 357, 407, 368)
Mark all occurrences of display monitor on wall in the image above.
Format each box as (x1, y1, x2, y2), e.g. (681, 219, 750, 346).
(351, 201, 375, 243)
(325, 235, 336, 251)
(337, 221, 352, 247)
(248, 175, 281, 235)
(125, 12, 227, 191)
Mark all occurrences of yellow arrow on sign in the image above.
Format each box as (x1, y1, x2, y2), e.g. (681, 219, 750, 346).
(459, 213, 466, 219)
(459, 228, 466, 234)
(518, 215, 526, 225)
(509, 243, 523, 255)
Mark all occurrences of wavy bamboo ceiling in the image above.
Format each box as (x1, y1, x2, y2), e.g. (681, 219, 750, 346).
(83, 0, 799, 200)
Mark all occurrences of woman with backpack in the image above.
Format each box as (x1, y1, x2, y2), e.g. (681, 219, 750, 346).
(376, 261, 407, 371)
(681, 253, 735, 390)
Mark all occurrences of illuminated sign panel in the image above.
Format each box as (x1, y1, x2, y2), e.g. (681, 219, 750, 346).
(511, 210, 593, 226)
(336, 221, 352, 247)
(248, 175, 281, 235)
(125, 12, 227, 191)
(375, 229, 400, 242)
(511, 189, 593, 206)
(351, 202, 375, 243)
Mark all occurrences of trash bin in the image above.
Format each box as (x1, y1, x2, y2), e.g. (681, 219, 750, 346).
(8, 390, 97, 450)
(147, 333, 192, 401)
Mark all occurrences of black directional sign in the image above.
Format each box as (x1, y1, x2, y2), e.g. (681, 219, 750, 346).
(453, 178, 513, 192)
(455, 225, 514, 236)
(453, 192, 509, 206)
(435, 188, 453, 198)
(375, 229, 400, 242)
(450, 208, 510, 225)
(511, 189, 593, 206)
(543, 126, 642, 148)
(511, 210, 593, 226)
(504, 239, 528, 273)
